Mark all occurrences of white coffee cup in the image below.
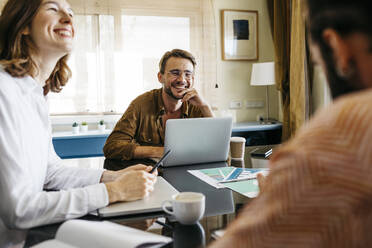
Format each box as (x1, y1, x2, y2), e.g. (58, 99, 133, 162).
(162, 192, 205, 225)
(230, 136, 246, 160)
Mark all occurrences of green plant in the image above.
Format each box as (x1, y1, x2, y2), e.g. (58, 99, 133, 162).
(99, 120, 104, 125)
(72, 122, 78, 127)
(81, 122, 87, 126)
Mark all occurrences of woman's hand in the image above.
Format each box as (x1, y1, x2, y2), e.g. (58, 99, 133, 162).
(105, 169, 157, 203)
(100, 164, 156, 183)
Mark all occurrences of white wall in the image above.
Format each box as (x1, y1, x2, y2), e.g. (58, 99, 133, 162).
(211, 0, 278, 122)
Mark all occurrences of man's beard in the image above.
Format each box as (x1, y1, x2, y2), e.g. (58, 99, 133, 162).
(319, 46, 361, 99)
(324, 63, 361, 99)
(163, 85, 183, 100)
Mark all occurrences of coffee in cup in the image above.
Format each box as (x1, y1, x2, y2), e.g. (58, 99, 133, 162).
(162, 192, 205, 225)
(230, 137, 246, 160)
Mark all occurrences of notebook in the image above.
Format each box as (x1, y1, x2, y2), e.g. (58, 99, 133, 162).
(163, 117, 233, 167)
(96, 177, 178, 218)
(32, 220, 172, 248)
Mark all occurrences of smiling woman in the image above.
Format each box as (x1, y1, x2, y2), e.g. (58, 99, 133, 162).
(0, 0, 72, 95)
(0, 0, 157, 247)
(26, 0, 75, 57)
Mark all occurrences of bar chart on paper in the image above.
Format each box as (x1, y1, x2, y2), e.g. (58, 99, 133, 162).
(188, 167, 268, 197)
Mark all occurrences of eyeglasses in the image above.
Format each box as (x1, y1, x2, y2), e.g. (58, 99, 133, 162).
(167, 70, 194, 80)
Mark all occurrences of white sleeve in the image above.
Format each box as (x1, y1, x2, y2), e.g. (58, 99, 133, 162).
(0, 87, 109, 230)
(44, 138, 105, 190)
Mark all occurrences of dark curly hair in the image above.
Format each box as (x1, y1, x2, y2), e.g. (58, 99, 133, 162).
(306, 0, 372, 98)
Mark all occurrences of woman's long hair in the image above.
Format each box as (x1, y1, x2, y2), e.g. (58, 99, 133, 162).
(0, 0, 71, 95)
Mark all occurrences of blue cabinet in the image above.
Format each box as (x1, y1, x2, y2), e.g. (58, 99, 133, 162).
(232, 122, 282, 146)
(52, 133, 109, 159)
(53, 122, 282, 159)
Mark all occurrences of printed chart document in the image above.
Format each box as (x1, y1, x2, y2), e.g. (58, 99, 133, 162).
(188, 167, 268, 197)
(223, 180, 260, 198)
(31, 219, 172, 248)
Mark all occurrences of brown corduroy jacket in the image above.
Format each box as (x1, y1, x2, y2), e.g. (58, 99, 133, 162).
(103, 88, 205, 160)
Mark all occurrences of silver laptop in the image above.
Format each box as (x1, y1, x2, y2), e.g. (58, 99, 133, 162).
(96, 177, 178, 218)
(162, 117, 233, 167)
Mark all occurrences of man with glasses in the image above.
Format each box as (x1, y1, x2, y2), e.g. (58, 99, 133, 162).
(104, 49, 213, 161)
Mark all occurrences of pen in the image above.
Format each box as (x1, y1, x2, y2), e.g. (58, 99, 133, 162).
(149, 149, 172, 173)
(219, 177, 256, 183)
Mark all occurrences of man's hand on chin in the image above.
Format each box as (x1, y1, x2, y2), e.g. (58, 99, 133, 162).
(181, 88, 205, 106)
(181, 88, 214, 117)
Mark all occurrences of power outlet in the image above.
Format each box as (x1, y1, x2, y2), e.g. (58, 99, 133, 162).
(229, 100, 242, 109)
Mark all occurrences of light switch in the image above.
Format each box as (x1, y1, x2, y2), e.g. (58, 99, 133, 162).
(229, 100, 242, 109)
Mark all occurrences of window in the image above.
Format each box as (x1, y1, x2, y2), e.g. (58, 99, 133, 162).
(49, 14, 191, 114)
(48, 0, 217, 116)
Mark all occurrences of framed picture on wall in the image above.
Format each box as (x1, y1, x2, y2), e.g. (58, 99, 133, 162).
(221, 9, 258, 61)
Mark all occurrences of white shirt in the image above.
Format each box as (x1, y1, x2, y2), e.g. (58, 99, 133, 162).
(0, 68, 109, 248)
